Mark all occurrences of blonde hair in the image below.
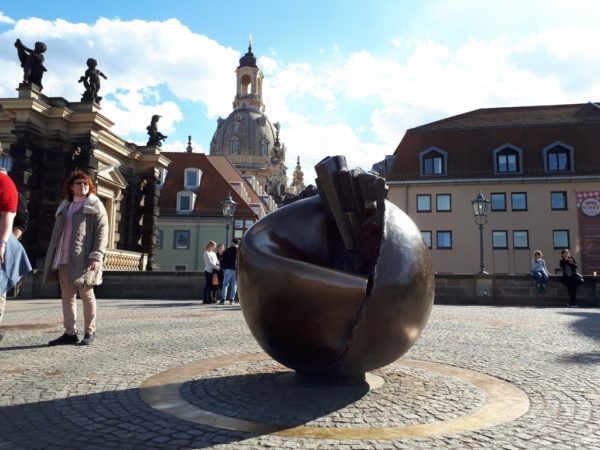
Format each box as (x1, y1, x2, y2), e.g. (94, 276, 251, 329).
(205, 240, 217, 250)
(533, 250, 543, 257)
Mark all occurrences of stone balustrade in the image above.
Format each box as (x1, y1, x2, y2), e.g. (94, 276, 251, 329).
(103, 249, 148, 272)
(15, 271, 600, 306)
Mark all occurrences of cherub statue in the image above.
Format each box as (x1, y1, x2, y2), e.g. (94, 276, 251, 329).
(78, 58, 107, 103)
(146, 115, 168, 147)
(14, 39, 47, 90)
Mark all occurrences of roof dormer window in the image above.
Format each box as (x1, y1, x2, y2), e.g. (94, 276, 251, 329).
(543, 142, 574, 172)
(177, 191, 196, 214)
(493, 144, 523, 174)
(419, 147, 447, 176)
(184, 168, 202, 189)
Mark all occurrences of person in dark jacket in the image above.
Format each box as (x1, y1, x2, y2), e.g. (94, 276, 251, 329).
(220, 239, 239, 304)
(559, 248, 580, 308)
(13, 192, 28, 240)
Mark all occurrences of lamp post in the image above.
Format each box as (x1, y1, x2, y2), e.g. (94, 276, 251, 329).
(221, 193, 237, 248)
(471, 192, 490, 275)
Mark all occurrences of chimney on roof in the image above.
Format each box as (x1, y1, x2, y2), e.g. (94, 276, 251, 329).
(186, 135, 193, 153)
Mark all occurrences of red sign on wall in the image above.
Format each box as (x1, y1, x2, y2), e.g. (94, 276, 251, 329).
(576, 191, 600, 274)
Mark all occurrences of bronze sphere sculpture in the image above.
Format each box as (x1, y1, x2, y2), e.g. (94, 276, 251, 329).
(238, 156, 435, 384)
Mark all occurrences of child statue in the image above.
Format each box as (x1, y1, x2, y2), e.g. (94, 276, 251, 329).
(78, 58, 108, 103)
(15, 39, 47, 90)
(146, 115, 168, 147)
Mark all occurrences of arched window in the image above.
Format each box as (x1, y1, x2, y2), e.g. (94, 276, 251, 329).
(492, 144, 523, 174)
(240, 74, 252, 95)
(543, 142, 574, 172)
(261, 141, 269, 157)
(419, 147, 447, 176)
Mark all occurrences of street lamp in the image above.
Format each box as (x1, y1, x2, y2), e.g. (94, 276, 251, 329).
(221, 193, 237, 248)
(471, 192, 490, 275)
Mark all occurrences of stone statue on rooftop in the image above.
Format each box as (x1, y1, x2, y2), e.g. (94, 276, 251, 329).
(78, 58, 107, 103)
(14, 39, 47, 90)
(146, 115, 168, 147)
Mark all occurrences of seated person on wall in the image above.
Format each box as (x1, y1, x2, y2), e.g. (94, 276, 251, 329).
(531, 250, 550, 293)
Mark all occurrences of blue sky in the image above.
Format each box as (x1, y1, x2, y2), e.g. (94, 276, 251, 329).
(1, 0, 599, 183)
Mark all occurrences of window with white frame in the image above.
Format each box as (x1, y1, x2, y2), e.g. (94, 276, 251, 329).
(184, 168, 201, 189)
(419, 147, 447, 176)
(176, 191, 196, 213)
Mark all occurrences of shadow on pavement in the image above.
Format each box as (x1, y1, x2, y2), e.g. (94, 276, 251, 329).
(0, 386, 248, 449)
(558, 351, 600, 365)
(0, 371, 367, 449)
(180, 371, 369, 429)
(0, 344, 49, 352)
(563, 310, 600, 342)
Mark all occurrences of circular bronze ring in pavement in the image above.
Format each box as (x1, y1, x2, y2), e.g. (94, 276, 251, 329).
(139, 354, 530, 440)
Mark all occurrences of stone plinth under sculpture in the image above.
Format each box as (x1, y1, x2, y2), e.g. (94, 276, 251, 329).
(238, 156, 435, 384)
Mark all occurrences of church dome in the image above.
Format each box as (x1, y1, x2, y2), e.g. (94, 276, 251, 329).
(209, 107, 278, 159)
(238, 44, 257, 68)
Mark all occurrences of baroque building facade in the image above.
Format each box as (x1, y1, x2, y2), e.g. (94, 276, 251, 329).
(0, 84, 169, 270)
(209, 43, 289, 202)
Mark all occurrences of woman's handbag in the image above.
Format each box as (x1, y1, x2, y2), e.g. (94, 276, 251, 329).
(212, 272, 220, 286)
(576, 273, 584, 285)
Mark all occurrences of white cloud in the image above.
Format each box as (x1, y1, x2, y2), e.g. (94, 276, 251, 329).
(161, 138, 205, 154)
(1, 11, 600, 188)
(101, 92, 183, 140)
(282, 121, 389, 186)
(0, 12, 14, 25)
(0, 16, 238, 125)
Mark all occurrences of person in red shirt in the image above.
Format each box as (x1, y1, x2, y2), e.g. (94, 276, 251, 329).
(0, 167, 18, 342)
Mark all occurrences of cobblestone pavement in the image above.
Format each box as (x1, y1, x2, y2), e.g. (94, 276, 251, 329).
(0, 299, 598, 449)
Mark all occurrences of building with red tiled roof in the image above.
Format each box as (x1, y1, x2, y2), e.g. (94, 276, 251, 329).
(386, 102, 600, 275)
(156, 149, 276, 271)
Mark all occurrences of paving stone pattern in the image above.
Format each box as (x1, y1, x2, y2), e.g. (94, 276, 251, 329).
(183, 359, 485, 428)
(0, 299, 599, 449)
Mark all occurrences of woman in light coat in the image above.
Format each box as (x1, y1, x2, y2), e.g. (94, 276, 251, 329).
(203, 240, 219, 304)
(43, 171, 108, 346)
